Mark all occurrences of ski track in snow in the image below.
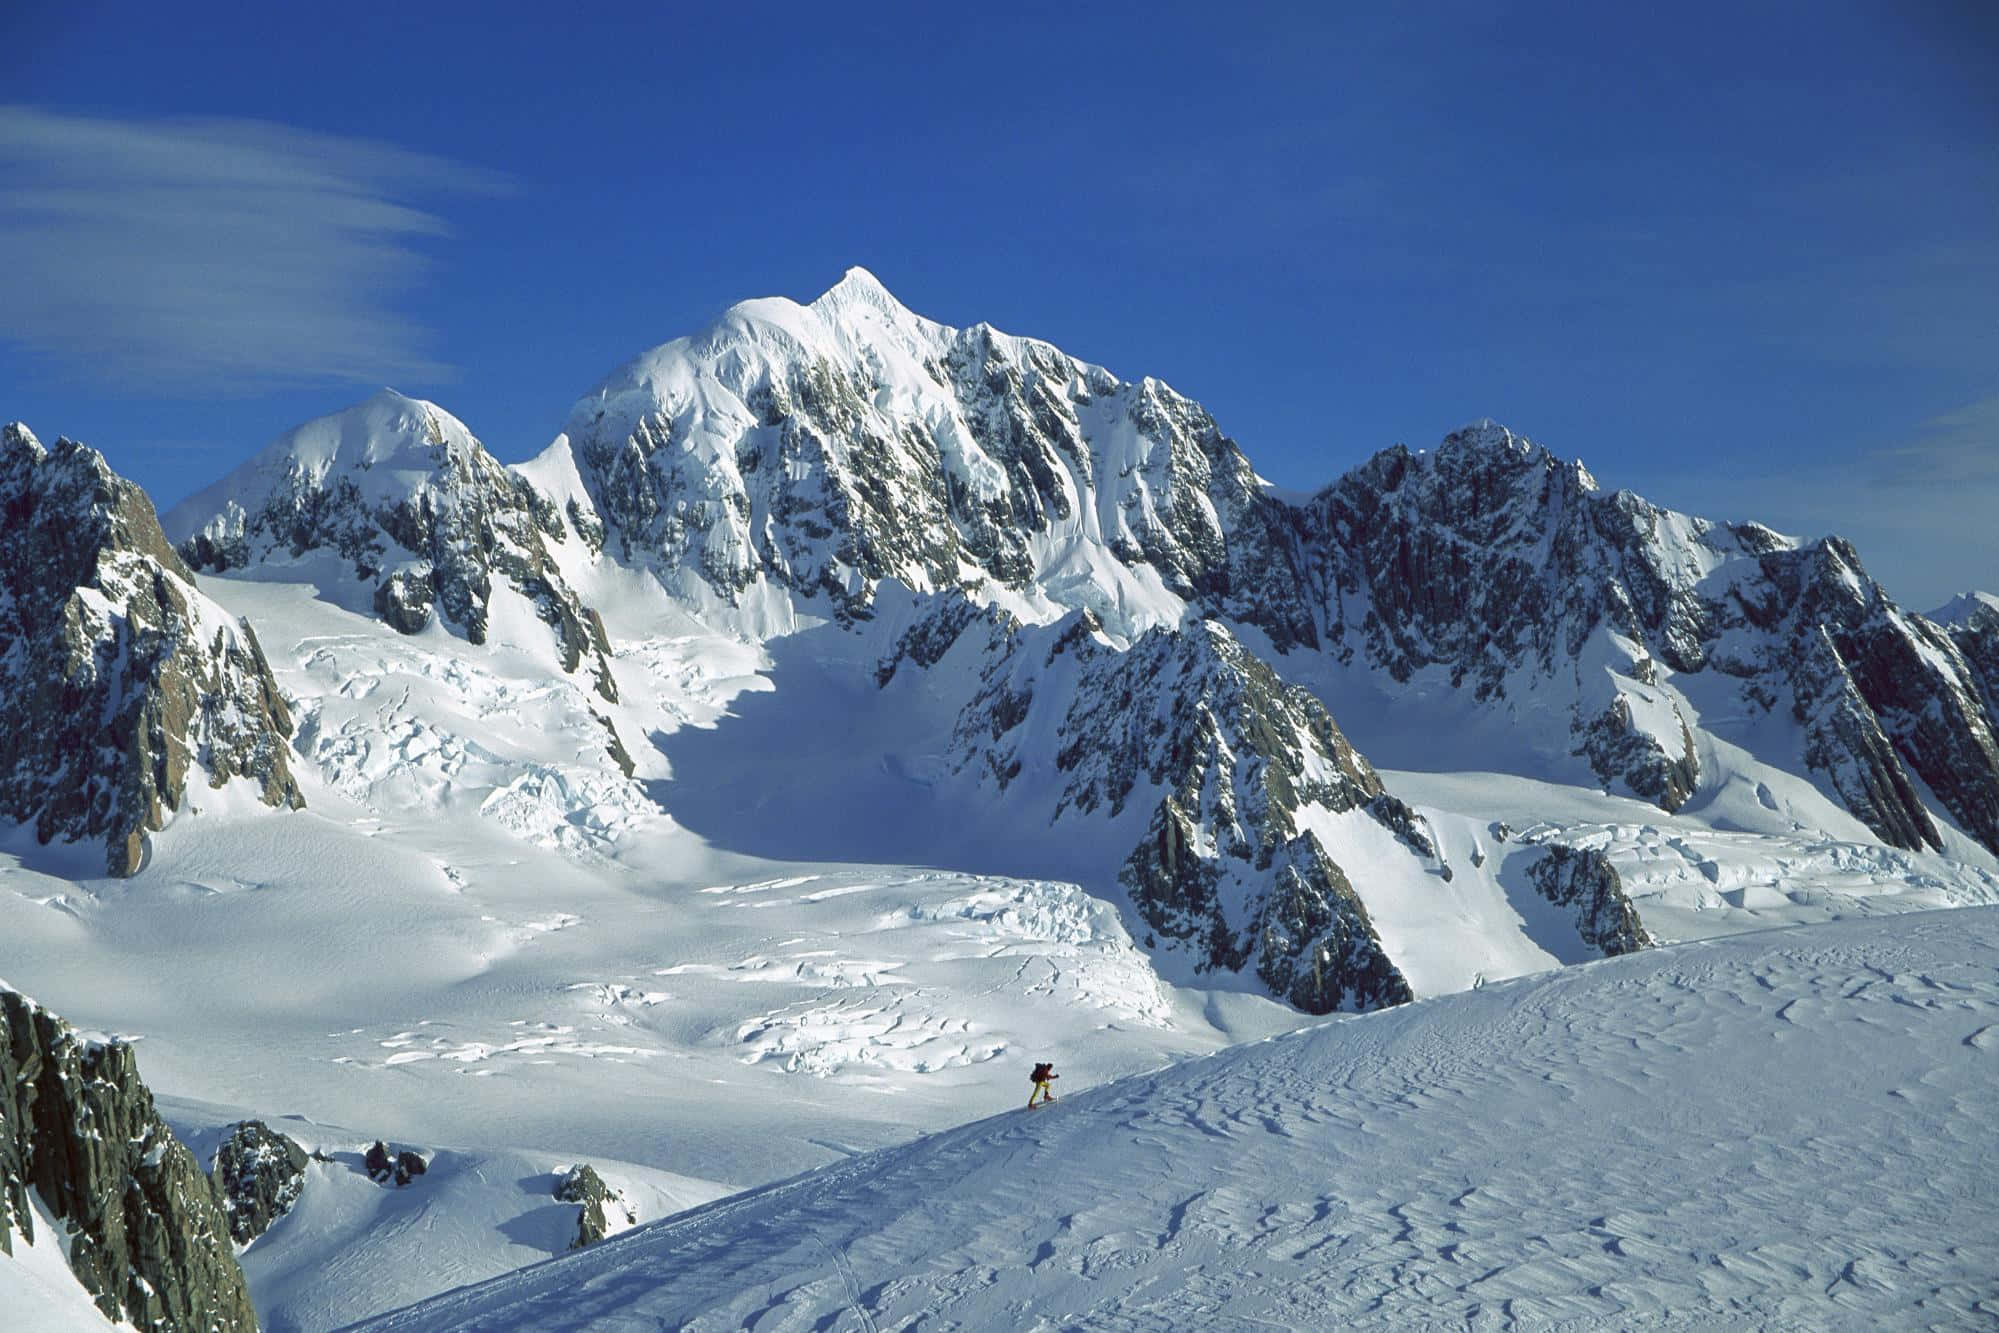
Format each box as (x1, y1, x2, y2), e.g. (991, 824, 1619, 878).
(359, 910, 1999, 1332)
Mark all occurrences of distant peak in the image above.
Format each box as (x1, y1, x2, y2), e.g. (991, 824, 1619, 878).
(1930, 590, 1999, 627)
(2, 421, 45, 458)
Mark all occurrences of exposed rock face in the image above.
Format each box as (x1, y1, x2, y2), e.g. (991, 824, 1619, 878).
(211, 1120, 308, 1246)
(934, 609, 1416, 1013)
(554, 1163, 635, 1249)
(167, 390, 619, 703)
(554, 267, 1315, 644)
(1942, 594, 1999, 728)
(0, 985, 257, 1331)
(1301, 423, 1999, 856)
(1524, 846, 1653, 956)
(0, 424, 303, 875)
(1752, 545, 1998, 856)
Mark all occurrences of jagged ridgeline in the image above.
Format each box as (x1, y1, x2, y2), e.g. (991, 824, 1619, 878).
(540, 272, 1998, 870)
(0, 984, 258, 1331)
(1306, 427, 1999, 857)
(527, 269, 1996, 1010)
(0, 424, 302, 876)
(16, 270, 1994, 1017)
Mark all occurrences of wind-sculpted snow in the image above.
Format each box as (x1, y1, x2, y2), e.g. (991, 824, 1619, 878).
(0, 423, 301, 875)
(167, 389, 619, 703)
(356, 909, 1999, 1331)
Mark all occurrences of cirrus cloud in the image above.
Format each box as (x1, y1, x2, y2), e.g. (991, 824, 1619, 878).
(0, 107, 510, 393)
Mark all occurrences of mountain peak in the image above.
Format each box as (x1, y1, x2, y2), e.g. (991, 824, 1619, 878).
(805, 265, 937, 341)
(2, 421, 45, 459)
(811, 264, 900, 311)
(1931, 590, 1999, 627)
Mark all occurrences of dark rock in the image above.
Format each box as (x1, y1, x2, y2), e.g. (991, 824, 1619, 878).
(393, 1151, 428, 1187)
(372, 565, 435, 633)
(211, 1120, 309, 1246)
(595, 712, 636, 778)
(553, 1163, 635, 1249)
(1525, 845, 1653, 956)
(1300, 423, 1999, 856)
(1367, 793, 1440, 860)
(0, 423, 302, 875)
(0, 986, 257, 1330)
(1573, 695, 1700, 811)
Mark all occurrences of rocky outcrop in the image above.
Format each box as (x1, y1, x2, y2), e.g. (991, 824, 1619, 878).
(0, 985, 257, 1330)
(0, 423, 302, 875)
(211, 1120, 308, 1246)
(1524, 845, 1652, 956)
(939, 611, 1419, 1013)
(1756, 543, 1998, 855)
(168, 390, 619, 703)
(553, 1163, 635, 1249)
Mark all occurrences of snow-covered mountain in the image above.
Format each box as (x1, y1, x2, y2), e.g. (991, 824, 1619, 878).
(0, 424, 301, 876)
(1301, 424, 1999, 859)
(5, 269, 1999, 1330)
(166, 389, 619, 704)
(884, 603, 1432, 1011)
(534, 266, 1305, 642)
(513, 270, 1999, 1006)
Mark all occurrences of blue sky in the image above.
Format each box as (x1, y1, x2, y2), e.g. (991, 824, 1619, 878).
(2, 1, 1993, 605)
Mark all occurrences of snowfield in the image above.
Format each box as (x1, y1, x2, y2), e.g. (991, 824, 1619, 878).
(359, 908, 1999, 1332)
(3, 554, 1996, 1329)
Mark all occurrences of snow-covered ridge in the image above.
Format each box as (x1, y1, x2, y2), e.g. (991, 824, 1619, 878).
(543, 267, 1300, 645)
(533, 271, 1999, 871)
(355, 907, 1999, 1331)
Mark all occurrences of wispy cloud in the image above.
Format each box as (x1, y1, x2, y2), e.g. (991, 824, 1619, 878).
(0, 108, 510, 393)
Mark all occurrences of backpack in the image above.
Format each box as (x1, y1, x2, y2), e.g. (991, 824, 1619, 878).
(1029, 1062, 1051, 1083)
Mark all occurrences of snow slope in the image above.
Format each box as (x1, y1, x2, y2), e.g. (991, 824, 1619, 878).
(361, 908, 1999, 1331)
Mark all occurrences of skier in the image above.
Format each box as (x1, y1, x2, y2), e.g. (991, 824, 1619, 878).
(1026, 1060, 1059, 1108)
